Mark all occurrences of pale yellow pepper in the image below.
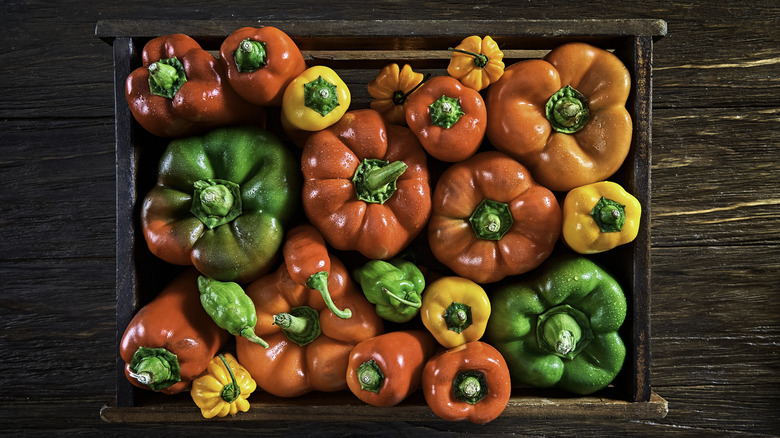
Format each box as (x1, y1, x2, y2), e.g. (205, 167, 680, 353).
(421, 276, 491, 348)
(190, 353, 257, 419)
(281, 65, 351, 131)
(562, 181, 642, 254)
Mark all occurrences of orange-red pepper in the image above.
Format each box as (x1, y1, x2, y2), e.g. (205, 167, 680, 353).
(219, 26, 307, 106)
(427, 151, 562, 283)
(119, 269, 230, 394)
(485, 42, 632, 192)
(301, 109, 432, 260)
(235, 256, 384, 398)
(346, 330, 438, 407)
(125, 34, 264, 138)
(405, 75, 486, 162)
(422, 341, 512, 424)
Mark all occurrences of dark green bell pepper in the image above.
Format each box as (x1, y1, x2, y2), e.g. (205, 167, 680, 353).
(140, 126, 300, 283)
(353, 258, 425, 323)
(485, 255, 627, 395)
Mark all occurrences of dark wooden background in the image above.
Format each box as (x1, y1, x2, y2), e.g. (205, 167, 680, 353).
(1, 1, 778, 436)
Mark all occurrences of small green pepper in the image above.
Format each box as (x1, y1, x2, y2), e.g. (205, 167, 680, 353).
(353, 258, 425, 323)
(485, 255, 627, 395)
(198, 276, 268, 348)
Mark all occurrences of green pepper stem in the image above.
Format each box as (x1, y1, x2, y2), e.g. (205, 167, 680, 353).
(364, 161, 408, 193)
(448, 47, 489, 68)
(239, 326, 269, 348)
(545, 85, 590, 134)
(428, 95, 465, 129)
(459, 376, 482, 398)
(356, 359, 385, 394)
(234, 38, 267, 72)
(453, 370, 488, 404)
(147, 57, 187, 99)
(443, 302, 472, 334)
(536, 305, 593, 360)
(469, 199, 513, 241)
(273, 306, 322, 346)
(218, 354, 241, 403)
(353, 159, 407, 204)
(148, 62, 178, 90)
(382, 287, 422, 308)
(306, 271, 352, 319)
(190, 179, 243, 229)
(304, 76, 340, 116)
(591, 197, 627, 232)
(128, 347, 181, 391)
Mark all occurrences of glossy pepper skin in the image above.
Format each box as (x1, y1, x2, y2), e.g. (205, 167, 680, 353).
(486, 255, 627, 395)
(428, 151, 562, 283)
(141, 126, 300, 283)
(125, 34, 264, 138)
(352, 258, 425, 323)
(422, 341, 512, 424)
(346, 330, 438, 407)
(197, 276, 269, 347)
(190, 353, 257, 419)
(283, 224, 352, 319)
(447, 35, 505, 92)
(485, 42, 632, 192)
(120, 269, 230, 394)
(367, 63, 425, 126)
(301, 109, 432, 260)
(235, 256, 384, 398)
(405, 75, 486, 162)
(421, 276, 491, 348)
(282, 65, 351, 131)
(220, 26, 307, 106)
(562, 181, 642, 254)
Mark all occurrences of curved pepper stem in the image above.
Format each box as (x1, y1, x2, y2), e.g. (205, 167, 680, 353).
(234, 38, 268, 72)
(449, 47, 489, 68)
(383, 287, 422, 309)
(453, 370, 488, 405)
(590, 196, 627, 233)
(357, 359, 385, 394)
(469, 199, 513, 241)
(545, 85, 590, 134)
(392, 72, 431, 105)
(128, 347, 181, 391)
(273, 306, 322, 346)
(428, 95, 465, 128)
(306, 271, 352, 319)
(304, 75, 340, 116)
(218, 354, 241, 403)
(353, 159, 408, 204)
(147, 57, 187, 99)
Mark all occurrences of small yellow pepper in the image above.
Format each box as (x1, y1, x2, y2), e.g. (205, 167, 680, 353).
(447, 35, 505, 91)
(282, 65, 351, 131)
(562, 181, 642, 254)
(190, 353, 257, 419)
(421, 276, 491, 348)
(366, 63, 425, 126)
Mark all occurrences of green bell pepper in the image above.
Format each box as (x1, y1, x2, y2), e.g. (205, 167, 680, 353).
(353, 258, 425, 323)
(141, 126, 300, 283)
(485, 255, 627, 395)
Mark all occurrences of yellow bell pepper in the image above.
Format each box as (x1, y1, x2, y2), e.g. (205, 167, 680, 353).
(190, 353, 257, 419)
(562, 181, 642, 254)
(282, 65, 351, 131)
(421, 276, 491, 348)
(447, 35, 505, 91)
(367, 63, 425, 126)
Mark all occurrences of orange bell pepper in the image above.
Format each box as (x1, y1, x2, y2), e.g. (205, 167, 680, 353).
(422, 341, 512, 424)
(301, 109, 432, 260)
(485, 42, 632, 192)
(427, 151, 562, 283)
(235, 256, 384, 398)
(405, 75, 486, 162)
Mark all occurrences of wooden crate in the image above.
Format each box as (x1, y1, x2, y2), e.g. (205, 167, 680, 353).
(96, 19, 668, 422)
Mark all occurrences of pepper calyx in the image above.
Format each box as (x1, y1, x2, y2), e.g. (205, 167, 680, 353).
(443, 302, 472, 334)
(352, 158, 408, 204)
(545, 85, 590, 133)
(234, 38, 268, 72)
(190, 179, 243, 229)
(304, 75, 340, 116)
(536, 304, 594, 360)
(148, 57, 187, 99)
(469, 199, 513, 241)
(428, 94, 465, 129)
(128, 347, 181, 391)
(273, 306, 321, 346)
(218, 354, 241, 403)
(590, 196, 627, 232)
(452, 370, 488, 405)
(357, 359, 385, 394)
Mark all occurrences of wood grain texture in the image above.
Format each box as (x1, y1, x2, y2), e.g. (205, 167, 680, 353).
(1, 0, 778, 436)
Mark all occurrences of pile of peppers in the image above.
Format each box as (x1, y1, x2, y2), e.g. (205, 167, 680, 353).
(119, 27, 644, 424)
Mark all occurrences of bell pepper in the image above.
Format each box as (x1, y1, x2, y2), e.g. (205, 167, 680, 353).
(190, 353, 257, 419)
(485, 42, 633, 192)
(485, 255, 627, 395)
(197, 276, 268, 347)
(283, 224, 352, 319)
(352, 258, 425, 323)
(235, 256, 384, 398)
(219, 26, 307, 106)
(562, 181, 642, 254)
(427, 151, 562, 283)
(140, 126, 300, 283)
(346, 330, 438, 407)
(282, 65, 351, 131)
(447, 35, 505, 91)
(367, 63, 426, 126)
(119, 269, 230, 394)
(125, 33, 265, 138)
(405, 75, 486, 162)
(421, 341, 512, 424)
(301, 109, 432, 260)
(421, 276, 490, 348)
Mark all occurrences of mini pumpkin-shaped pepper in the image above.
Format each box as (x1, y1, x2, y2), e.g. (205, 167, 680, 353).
(190, 353, 257, 419)
(447, 35, 505, 91)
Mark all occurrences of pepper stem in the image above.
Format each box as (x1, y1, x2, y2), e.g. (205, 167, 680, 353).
(190, 179, 243, 229)
(428, 95, 465, 128)
(128, 347, 181, 391)
(273, 306, 322, 346)
(443, 302, 472, 334)
(356, 359, 385, 394)
(239, 326, 269, 348)
(234, 38, 267, 72)
(536, 304, 594, 360)
(545, 85, 590, 133)
(590, 197, 627, 233)
(382, 287, 422, 308)
(304, 75, 340, 116)
(306, 271, 352, 319)
(353, 159, 408, 204)
(218, 354, 241, 403)
(452, 370, 488, 405)
(469, 199, 513, 241)
(449, 47, 489, 68)
(147, 57, 187, 99)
